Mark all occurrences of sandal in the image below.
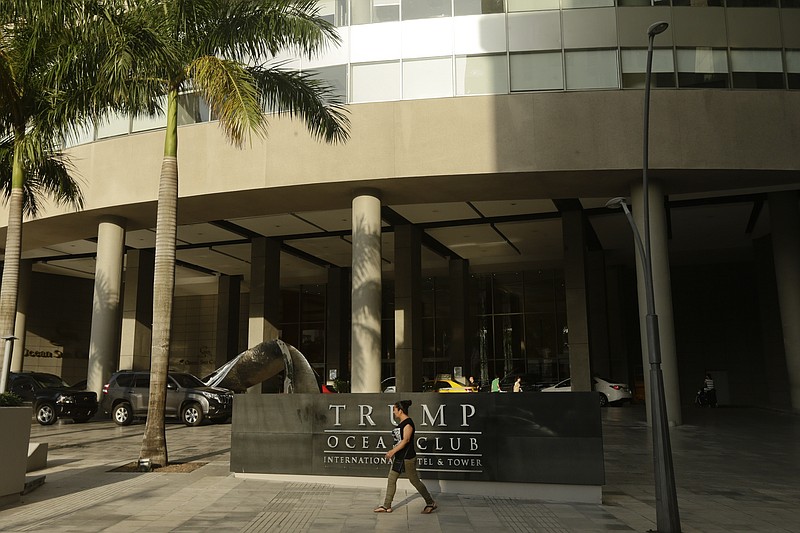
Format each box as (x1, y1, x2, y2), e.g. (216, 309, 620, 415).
(373, 506, 393, 513)
(421, 503, 438, 514)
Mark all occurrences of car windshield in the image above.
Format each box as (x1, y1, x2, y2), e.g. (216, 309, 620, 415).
(170, 373, 206, 388)
(34, 373, 70, 388)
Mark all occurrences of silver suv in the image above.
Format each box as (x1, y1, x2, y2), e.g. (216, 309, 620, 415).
(101, 371, 234, 426)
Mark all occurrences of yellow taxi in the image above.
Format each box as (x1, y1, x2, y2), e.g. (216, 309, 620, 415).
(421, 378, 477, 393)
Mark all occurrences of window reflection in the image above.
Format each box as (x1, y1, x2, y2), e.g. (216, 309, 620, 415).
(677, 47, 729, 88)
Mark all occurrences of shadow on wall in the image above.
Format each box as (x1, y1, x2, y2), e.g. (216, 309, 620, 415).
(350, 206, 382, 390)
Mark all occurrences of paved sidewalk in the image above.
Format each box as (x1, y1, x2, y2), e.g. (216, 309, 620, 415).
(1, 405, 799, 532)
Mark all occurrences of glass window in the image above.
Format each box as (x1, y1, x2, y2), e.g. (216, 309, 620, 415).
(316, 0, 349, 26)
(493, 272, 524, 314)
(616, 0, 669, 5)
(281, 288, 300, 324)
(731, 50, 784, 89)
(351, 61, 401, 102)
(133, 374, 151, 389)
(788, 50, 800, 89)
(177, 92, 211, 126)
(351, 0, 399, 24)
(454, 0, 504, 15)
(621, 49, 676, 88)
(565, 0, 614, 6)
(672, 0, 723, 5)
(96, 111, 130, 139)
(300, 325, 325, 364)
(565, 49, 619, 90)
(455, 54, 509, 95)
(64, 124, 95, 147)
(510, 51, 564, 91)
(305, 65, 348, 103)
(508, 0, 559, 11)
(301, 286, 325, 322)
(132, 95, 167, 133)
(677, 48, 728, 88)
(727, 0, 777, 6)
(402, 0, 451, 20)
(115, 374, 134, 387)
(403, 57, 454, 99)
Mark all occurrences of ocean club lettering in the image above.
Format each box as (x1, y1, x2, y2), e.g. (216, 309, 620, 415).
(322, 402, 483, 473)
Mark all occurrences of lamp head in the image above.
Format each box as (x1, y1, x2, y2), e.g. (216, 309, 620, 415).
(647, 21, 669, 37)
(605, 197, 628, 209)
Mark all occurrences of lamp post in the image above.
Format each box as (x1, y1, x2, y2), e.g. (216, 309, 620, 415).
(605, 20, 681, 533)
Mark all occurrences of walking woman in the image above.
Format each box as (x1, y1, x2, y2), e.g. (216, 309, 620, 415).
(373, 400, 437, 514)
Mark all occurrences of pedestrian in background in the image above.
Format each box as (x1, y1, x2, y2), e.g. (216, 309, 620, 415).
(704, 374, 717, 407)
(374, 400, 437, 514)
(513, 376, 522, 392)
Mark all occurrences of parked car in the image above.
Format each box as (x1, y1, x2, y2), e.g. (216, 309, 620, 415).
(101, 371, 234, 426)
(422, 378, 477, 393)
(8, 372, 97, 425)
(540, 376, 632, 407)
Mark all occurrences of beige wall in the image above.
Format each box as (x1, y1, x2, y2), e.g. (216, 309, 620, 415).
(2, 91, 799, 250)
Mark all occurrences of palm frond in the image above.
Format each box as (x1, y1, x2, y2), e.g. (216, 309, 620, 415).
(250, 65, 349, 144)
(0, 133, 83, 217)
(188, 55, 266, 147)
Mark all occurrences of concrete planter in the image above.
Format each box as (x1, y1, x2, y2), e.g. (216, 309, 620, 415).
(0, 406, 33, 507)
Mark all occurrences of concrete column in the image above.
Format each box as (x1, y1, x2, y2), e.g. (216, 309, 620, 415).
(605, 265, 633, 386)
(394, 225, 422, 392)
(87, 217, 126, 397)
(248, 237, 281, 345)
(10, 260, 32, 372)
(768, 191, 800, 411)
(631, 181, 681, 426)
(119, 248, 154, 371)
(561, 209, 592, 392)
(449, 258, 471, 378)
(325, 267, 350, 385)
(351, 192, 382, 393)
(215, 274, 242, 367)
(247, 237, 281, 394)
(753, 235, 792, 408)
(587, 251, 610, 378)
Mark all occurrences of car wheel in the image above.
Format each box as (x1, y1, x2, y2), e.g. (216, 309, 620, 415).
(181, 402, 204, 426)
(36, 403, 58, 425)
(113, 402, 134, 426)
(599, 393, 609, 408)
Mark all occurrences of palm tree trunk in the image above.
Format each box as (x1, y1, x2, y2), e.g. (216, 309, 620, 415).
(0, 139, 25, 393)
(140, 89, 179, 467)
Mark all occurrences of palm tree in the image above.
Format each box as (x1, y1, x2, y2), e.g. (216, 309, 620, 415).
(138, 0, 349, 467)
(0, 0, 172, 393)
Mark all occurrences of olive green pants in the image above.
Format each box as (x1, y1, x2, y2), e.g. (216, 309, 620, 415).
(383, 458, 434, 508)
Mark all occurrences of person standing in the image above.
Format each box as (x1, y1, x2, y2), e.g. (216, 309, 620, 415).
(513, 376, 522, 393)
(491, 375, 501, 392)
(374, 400, 437, 514)
(703, 373, 717, 407)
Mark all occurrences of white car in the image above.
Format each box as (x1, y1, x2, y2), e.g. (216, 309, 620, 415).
(540, 376, 632, 407)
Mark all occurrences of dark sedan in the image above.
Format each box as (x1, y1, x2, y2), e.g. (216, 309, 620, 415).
(8, 372, 97, 425)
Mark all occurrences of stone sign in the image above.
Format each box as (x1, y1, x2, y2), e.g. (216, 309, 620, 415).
(231, 392, 604, 487)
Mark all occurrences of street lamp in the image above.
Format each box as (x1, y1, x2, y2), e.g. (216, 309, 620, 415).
(605, 20, 681, 533)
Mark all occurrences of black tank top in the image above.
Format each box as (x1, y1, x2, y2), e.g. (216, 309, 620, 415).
(392, 418, 416, 460)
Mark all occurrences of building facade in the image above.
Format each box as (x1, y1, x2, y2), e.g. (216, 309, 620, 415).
(3, 1, 800, 422)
